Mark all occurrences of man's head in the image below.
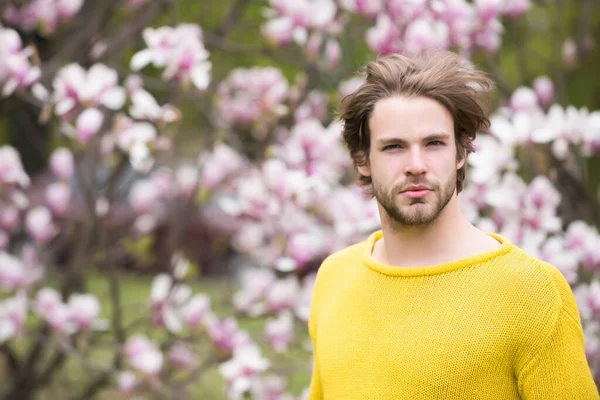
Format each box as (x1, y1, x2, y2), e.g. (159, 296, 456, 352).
(338, 51, 494, 227)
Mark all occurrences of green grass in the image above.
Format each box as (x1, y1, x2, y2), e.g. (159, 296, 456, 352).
(4, 270, 311, 399)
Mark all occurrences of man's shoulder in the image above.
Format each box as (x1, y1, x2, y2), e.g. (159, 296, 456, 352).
(497, 245, 576, 311)
(317, 239, 367, 277)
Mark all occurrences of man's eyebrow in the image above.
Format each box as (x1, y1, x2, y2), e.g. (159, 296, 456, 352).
(375, 133, 451, 146)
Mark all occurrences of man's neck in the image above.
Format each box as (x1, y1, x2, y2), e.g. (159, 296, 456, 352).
(374, 196, 482, 267)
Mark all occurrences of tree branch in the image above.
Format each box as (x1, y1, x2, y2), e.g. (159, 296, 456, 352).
(205, 0, 251, 49)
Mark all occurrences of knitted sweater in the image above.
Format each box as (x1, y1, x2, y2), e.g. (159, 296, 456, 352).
(307, 230, 599, 399)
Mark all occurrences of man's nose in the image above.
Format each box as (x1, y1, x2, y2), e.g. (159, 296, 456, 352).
(403, 147, 427, 175)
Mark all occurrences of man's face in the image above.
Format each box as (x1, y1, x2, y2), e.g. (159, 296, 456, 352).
(357, 95, 465, 227)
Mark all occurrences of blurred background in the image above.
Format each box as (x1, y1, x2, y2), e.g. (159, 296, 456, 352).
(0, 0, 599, 398)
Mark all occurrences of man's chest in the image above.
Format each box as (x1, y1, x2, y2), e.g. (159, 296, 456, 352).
(314, 281, 520, 398)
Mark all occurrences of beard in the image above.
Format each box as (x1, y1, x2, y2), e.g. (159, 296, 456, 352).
(372, 171, 456, 227)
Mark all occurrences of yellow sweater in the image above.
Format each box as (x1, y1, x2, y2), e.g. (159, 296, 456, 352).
(307, 230, 599, 399)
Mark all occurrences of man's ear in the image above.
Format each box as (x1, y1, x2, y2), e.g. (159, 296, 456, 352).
(456, 156, 465, 170)
(357, 162, 371, 177)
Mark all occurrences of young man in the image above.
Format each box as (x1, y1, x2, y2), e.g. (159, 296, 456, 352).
(307, 51, 599, 399)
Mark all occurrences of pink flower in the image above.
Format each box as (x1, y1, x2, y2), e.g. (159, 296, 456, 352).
(533, 76, 554, 107)
(204, 314, 250, 355)
(337, 77, 364, 100)
(175, 165, 199, 198)
(68, 293, 101, 330)
(510, 87, 538, 113)
(75, 108, 104, 144)
(218, 343, 270, 399)
(366, 14, 401, 55)
(0, 252, 24, 291)
(45, 182, 71, 216)
(49, 148, 74, 180)
(25, 206, 57, 245)
(475, 0, 504, 21)
(123, 335, 164, 376)
(180, 293, 211, 328)
(403, 18, 450, 54)
(266, 277, 299, 313)
(0, 146, 30, 187)
(129, 180, 160, 214)
(216, 67, 288, 130)
(52, 63, 125, 118)
(264, 312, 294, 352)
(0, 27, 41, 96)
(168, 342, 198, 370)
(117, 371, 137, 394)
(294, 90, 328, 123)
(56, 0, 83, 19)
(130, 24, 211, 91)
(0, 292, 27, 343)
(233, 268, 276, 316)
(34, 288, 76, 335)
(324, 38, 341, 70)
(503, 0, 530, 18)
(0, 206, 19, 232)
(200, 144, 246, 190)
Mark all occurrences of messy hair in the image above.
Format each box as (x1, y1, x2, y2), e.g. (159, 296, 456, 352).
(337, 51, 495, 195)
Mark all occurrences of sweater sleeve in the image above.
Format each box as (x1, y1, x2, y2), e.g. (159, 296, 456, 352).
(517, 267, 599, 399)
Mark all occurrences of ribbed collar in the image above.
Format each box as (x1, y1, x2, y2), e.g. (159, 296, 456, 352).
(363, 230, 514, 277)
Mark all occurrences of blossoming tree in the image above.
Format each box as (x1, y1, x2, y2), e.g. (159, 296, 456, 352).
(0, 0, 599, 399)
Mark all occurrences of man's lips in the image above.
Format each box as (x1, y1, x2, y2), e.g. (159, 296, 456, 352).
(400, 185, 432, 199)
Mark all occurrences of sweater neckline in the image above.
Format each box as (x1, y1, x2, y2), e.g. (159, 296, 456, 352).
(363, 230, 514, 277)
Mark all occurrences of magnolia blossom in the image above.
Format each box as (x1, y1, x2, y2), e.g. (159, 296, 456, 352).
(129, 180, 160, 214)
(219, 343, 270, 400)
(0, 205, 19, 231)
(204, 314, 250, 355)
(338, 77, 365, 100)
(565, 221, 600, 270)
(533, 76, 554, 107)
(117, 371, 137, 394)
(34, 288, 76, 335)
(200, 144, 246, 190)
(0, 27, 41, 97)
(130, 24, 211, 90)
(0, 252, 24, 291)
(128, 89, 180, 123)
(250, 375, 296, 400)
(45, 182, 72, 216)
(25, 206, 57, 245)
(264, 311, 294, 352)
(0, 146, 30, 187)
(0, 292, 27, 343)
(123, 335, 164, 376)
(234, 268, 277, 316)
(175, 165, 199, 198)
(168, 342, 198, 370)
(149, 273, 192, 334)
(68, 293, 102, 330)
(74, 107, 104, 144)
(2, 0, 84, 35)
(275, 119, 349, 182)
(180, 293, 211, 328)
(261, 0, 338, 46)
(216, 67, 288, 130)
(49, 147, 75, 180)
(52, 63, 126, 118)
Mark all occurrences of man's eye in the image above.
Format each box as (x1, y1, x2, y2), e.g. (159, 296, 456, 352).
(383, 144, 401, 150)
(428, 141, 444, 146)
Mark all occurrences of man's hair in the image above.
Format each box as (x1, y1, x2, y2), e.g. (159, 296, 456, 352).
(337, 51, 495, 195)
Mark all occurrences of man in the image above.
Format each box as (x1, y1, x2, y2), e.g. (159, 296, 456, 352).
(307, 51, 599, 399)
